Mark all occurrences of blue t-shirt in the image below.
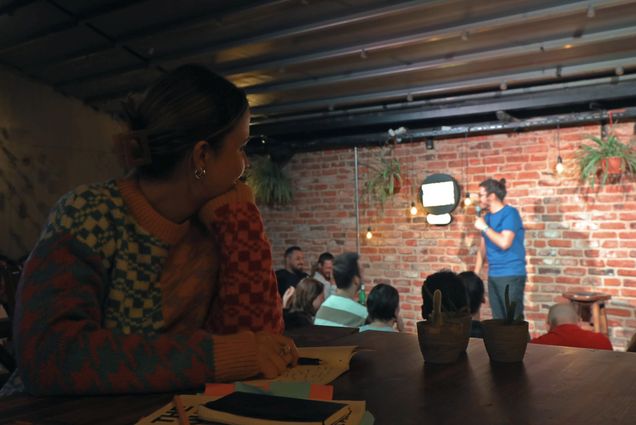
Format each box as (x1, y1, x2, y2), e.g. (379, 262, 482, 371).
(484, 205, 526, 277)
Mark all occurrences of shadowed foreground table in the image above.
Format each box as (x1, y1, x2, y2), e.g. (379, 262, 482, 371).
(1, 328, 634, 424)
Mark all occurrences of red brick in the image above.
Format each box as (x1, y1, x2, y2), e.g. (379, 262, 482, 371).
(548, 240, 572, 247)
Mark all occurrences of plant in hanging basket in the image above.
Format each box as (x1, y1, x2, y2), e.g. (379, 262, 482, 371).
(245, 156, 293, 206)
(578, 130, 636, 187)
(417, 288, 471, 364)
(365, 156, 402, 210)
(481, 285, 529, 363)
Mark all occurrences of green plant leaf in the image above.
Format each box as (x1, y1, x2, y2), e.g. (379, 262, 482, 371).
(577, 128, 635, 188)
(245, 156, 293, 206)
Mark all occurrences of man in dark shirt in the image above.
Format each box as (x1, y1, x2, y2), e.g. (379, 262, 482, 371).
(275, 246, 308, 297)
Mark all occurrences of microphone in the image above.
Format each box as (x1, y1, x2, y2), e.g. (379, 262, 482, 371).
(475, 206, 482, 217)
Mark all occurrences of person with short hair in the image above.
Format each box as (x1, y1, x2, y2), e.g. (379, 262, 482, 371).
(312, 252, 335, 300)
(275, 246, 308, 297)
(314, 253, 368, 328)
(458, 271, 485, 338)
(421, 270, 470, 319)
(283, 277, 325, 329)
(359, 284, 402, 333)
(531, 303, 613, 350)
(3, 65, 297, 396)
(474, 178, 527, 320)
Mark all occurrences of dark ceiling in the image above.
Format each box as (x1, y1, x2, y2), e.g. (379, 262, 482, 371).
(2, 0, 636, 154)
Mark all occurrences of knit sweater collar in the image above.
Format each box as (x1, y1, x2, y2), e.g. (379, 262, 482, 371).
(117, 178, 190, 245)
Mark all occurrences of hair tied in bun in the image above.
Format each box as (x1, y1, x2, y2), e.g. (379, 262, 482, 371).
(113, 131, 152, 170)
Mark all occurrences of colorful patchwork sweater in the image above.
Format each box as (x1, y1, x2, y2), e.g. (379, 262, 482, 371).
(11, 178, 283, 395)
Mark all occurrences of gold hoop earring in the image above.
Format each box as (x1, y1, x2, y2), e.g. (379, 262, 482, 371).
(194, 168, 207, 180)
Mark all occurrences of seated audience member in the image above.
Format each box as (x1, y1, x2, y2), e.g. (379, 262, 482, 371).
(531, 303, 613, 350)
(359, 284, 403, 333)
(421, 270, 470, 319)
(627, 332, 636, 353)
(312, 252, 335, 300)
(314, 253, 368, 327)
(275, 246, 309, 297)
(1, 65, 297, 397)
(283, 278, 325, 329)
(458, 271, 486, 338)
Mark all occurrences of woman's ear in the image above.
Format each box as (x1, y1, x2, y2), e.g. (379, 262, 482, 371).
(191, 140, 210, 170)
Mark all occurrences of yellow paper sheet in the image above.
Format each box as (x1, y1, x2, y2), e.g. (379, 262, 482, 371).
(135, 394, 366, 425)
(246, 345, 358, 385)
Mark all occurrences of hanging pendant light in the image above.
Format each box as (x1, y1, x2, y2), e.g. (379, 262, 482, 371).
(555, 122, 564, 175)
(556, 156, 564, 175)
(366, 226, 373, 239)
(410, 202, 418, 216)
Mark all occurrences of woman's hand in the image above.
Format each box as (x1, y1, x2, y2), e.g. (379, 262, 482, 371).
(255, 332, 299, 378)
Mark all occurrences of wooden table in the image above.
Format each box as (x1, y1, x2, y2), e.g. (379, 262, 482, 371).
(1, 328, 635, 425)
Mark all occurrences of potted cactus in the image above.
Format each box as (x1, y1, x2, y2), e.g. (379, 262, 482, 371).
(481, 285, 529, 362)
(417, 289, 471, 364)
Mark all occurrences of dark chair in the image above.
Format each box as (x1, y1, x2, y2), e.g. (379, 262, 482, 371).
(0, 264, 20, 384)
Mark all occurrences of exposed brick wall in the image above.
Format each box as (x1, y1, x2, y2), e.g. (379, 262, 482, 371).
(259, 123, 636, 350)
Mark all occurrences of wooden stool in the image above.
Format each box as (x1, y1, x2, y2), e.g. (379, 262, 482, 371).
(562, 292, 611, 335)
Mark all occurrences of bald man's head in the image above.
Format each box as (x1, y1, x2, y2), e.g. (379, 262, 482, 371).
(547, 303, 579, 330)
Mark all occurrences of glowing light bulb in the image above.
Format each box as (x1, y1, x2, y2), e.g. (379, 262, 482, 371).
(556, 156, 564, 175)
(410, 202, 417, 216)
(365, 227, 373, 240)
(464, 193, 472, 207)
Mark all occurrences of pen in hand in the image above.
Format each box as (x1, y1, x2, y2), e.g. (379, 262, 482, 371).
(173, 395, 191, 425)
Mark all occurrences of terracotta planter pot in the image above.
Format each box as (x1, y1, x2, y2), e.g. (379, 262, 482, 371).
(416, 320, 470, 364)
(392, 176, 401, 194)
(444, 314, 472, 351)
(482, 319, 529, 363)
(601, 157, 623, 175)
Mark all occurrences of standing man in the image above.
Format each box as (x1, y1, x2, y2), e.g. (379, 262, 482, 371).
(275, 246, 308, 297)
(474, 178, 526, 319)
(313, 252, 335, 300)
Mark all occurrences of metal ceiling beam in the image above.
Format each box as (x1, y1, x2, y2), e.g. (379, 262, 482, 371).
(250, 56, 636, 116)
(19, 0, 290, 70)
(82, 54, 636, 112)
(42, 0, 163, 74)
(250, 76, 636, 136)
(262, 108, 636, 152)
(0, 0, 38, 17)
(30, 0, 431, 84)
(250, 75, 636, 126)
(59, 0, 634, 94)
(53, 0, 574, 88)
(0, 0, 147, 53)
(245, 25, 636, 94)
(218, 0, 633, 77)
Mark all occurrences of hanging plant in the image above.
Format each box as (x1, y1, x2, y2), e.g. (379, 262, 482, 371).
(365, 149, 402, 210)
(577, 129, 636, 187)
(245, 155, 293, 206)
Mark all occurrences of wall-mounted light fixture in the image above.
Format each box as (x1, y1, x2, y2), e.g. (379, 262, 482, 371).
(555, 122, 564, 175)
(426, 139, 434, 150)
(464, 192, 472, 207)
